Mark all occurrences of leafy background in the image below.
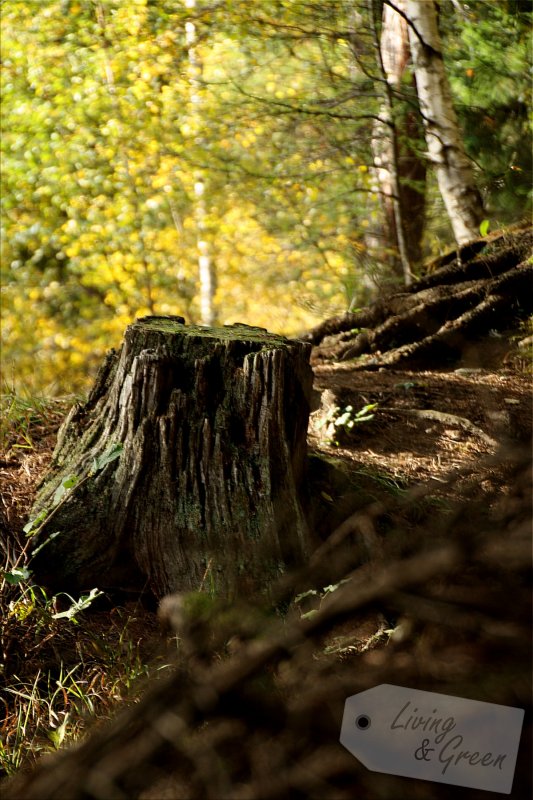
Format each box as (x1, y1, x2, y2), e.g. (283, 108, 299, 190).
(1, 0, 530, 393)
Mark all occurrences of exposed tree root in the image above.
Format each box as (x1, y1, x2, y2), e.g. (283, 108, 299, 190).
(307, 225, 532, 369)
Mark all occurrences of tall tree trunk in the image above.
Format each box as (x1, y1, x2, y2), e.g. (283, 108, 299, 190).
(379, 0, 426, 269)
(30, 317, 314, 600)
(398, 97, 427, 267)
(405, 0, 484, 244)
(370, 0, 413, 286)
(185, 0, 216, 325)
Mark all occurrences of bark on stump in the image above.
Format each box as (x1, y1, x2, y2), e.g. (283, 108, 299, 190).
(30, 317, 314, 600)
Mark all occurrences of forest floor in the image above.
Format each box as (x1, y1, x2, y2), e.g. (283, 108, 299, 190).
(310, 351, 531, 493)
(303, 339, 532, 664)
(1, 331, 531, 795)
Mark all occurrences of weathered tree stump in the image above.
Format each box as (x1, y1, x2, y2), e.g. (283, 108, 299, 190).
(30, 317, 314, 599)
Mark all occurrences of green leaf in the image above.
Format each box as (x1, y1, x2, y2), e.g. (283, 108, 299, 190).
(3, 566, 31, 584)
(52, 587, 104, 620)
(335, 411, 352, 426)
(479, 219, 490, 237)
(294, 589, 319, 603)
(357, 403, 378, 416)
(322, 578, 350, 596)
(53, 474, 79, 506)
(47, 713, 69, 749)
(23, 509, 48, 535)
(354, 414, 374, 423)
(90, 443, 123, 475)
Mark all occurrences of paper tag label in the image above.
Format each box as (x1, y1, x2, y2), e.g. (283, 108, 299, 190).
(340, 684, 524, 794)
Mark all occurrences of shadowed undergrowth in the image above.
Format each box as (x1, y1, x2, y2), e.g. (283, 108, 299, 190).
(1, 383, 531, 798)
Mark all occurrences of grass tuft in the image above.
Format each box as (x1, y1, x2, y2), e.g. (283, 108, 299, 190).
(0, 385, 165, 778)
(0, 382, 71, 455)
(1, 574, 164, 777)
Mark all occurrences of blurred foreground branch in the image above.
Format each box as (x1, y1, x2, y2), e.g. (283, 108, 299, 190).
(3, 446, 531, 800)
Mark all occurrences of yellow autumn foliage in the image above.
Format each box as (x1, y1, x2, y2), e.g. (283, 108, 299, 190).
(0, 0, 403, 393)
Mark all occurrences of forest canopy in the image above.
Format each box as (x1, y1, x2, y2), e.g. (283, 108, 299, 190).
(1, 0, 531, 392)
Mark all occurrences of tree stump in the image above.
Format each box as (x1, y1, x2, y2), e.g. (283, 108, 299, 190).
(30, 317, 314, 600)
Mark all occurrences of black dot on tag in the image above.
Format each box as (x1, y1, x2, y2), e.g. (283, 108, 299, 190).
(355, 714, 371, 730)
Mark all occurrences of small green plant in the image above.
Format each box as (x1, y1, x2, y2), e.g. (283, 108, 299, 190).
(50, 588, 104, 621)
(334, 403, 377, 430)
(0, 654, 142, 775)
(294, 578, 351, 620)
(0, 671, 44, 773)
(0, 576, 160, 775)
(0, 591, 90, 773)
(318, 403, 378, 446)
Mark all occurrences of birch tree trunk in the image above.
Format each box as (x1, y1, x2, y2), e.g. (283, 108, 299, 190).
(185, 0, 216, 325)
(370, 0, 413, 286)
(372, 0, 426, 274)
(405, 0, 484, 245)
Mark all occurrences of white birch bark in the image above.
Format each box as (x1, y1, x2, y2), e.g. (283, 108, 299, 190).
(185, 0, 216, 325)
(371, 0, 413, 286)
(405, 0, 484, 245)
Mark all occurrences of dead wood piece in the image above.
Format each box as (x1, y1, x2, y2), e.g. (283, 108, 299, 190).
(303, 306, 387, 346)
(412, 226, 533, 292)
(338, 279, 489, 361)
